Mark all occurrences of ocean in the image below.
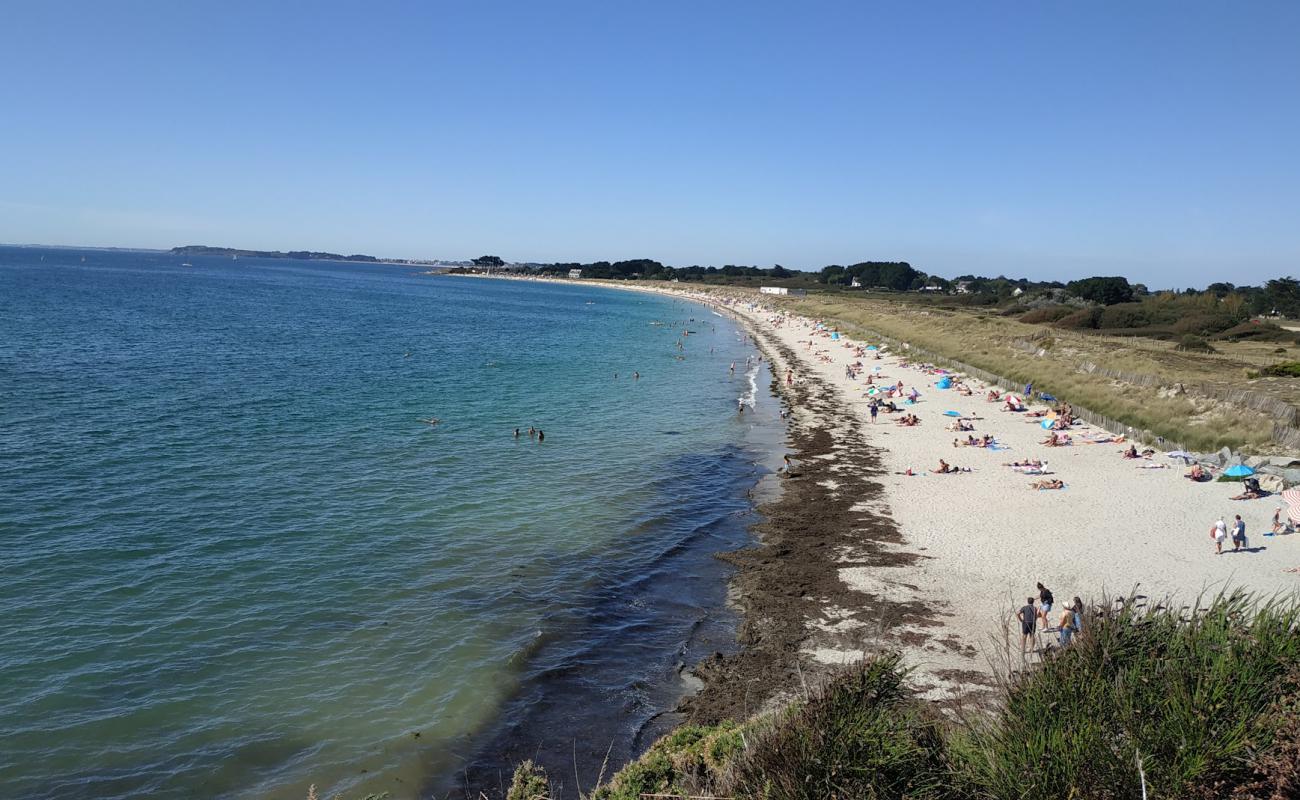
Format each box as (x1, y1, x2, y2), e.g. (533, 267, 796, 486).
(0, 247, 783, 799)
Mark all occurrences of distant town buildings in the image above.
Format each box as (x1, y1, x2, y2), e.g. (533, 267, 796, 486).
(760, 286, 806, 296)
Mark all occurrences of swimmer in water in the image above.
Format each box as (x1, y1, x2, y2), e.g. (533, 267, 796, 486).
(634, 371, 640, 380)
(729, 362, 735, 373)
(528, 427, 536, 438)
(537, 430, 544, 442)
(514, 428, 520, 438)
(738, 399, 744, 413)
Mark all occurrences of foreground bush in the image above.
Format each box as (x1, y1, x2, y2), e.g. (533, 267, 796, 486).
(953, 593, 1300, 799)
(510, 593, 1300, 800)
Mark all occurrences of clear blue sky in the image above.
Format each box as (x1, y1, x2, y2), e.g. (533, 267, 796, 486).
(2, 1, 1298, 286)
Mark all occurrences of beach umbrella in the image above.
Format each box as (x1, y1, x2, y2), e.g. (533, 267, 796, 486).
(1224, 464, 1255, 478)
(936, 377, 952, 389)
(1283, 489, 1300, 526)
(943, 411, 961, 417)
(866, 345, 878, 351)
(1040, 419, 1054, 430)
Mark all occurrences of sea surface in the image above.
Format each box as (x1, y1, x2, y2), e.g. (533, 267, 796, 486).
(0, 248, 784, 799)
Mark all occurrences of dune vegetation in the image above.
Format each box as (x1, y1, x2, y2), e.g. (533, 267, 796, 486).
(765, 293, 1293, 453)
(507, 593, 1300, 800)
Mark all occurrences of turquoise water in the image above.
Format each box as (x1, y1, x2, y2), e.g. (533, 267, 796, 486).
(0, 248, 782, 799)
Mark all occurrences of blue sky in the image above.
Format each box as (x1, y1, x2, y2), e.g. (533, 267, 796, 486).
(2, 1, 1298, 285)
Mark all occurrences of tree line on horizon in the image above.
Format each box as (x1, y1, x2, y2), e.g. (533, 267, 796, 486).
(463, 255, 1300, 318)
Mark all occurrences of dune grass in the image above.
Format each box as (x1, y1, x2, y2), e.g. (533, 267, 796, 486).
(776, 294, 1282, 452)
(510, 593, 1300, 799)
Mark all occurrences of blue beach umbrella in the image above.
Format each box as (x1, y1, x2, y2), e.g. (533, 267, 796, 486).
(1041, 419, 1055, 430)
(1224, 464, 1255, 477)
(943, 411, 962, 417)
(866, 345, 878, 350)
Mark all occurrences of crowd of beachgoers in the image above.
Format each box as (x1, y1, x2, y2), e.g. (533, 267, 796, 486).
(685, 289, 1300, 684)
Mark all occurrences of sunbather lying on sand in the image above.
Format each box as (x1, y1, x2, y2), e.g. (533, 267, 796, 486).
(896, 413, 920, 427)
(1030, 479, 1065, 490)
(933, 459, 970, 474)
(1005, 459, 1044, 468)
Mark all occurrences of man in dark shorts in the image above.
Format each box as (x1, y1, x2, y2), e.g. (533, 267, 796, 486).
(1017, 597, 1038, 653)
(869, 400, 879, 424)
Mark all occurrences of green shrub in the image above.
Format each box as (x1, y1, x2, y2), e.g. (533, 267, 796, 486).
(1055, 307, 1102, 329)
(952, 593, 1300, 800)
(1097, 303, 1152, 329)
(1172, 313, 1236, 336)
(1211, 320, 1294, 342)
(1020, 306, 1074, 324)
(1261, 361, 1300, 377)
(505, 760, 550, 800)
(1176, 334, 1217, 353)
(726, 653, 948, 800)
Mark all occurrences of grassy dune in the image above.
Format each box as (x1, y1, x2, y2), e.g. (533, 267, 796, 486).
(509, 594, 1300, 800)
(773, 293, 1291, 452)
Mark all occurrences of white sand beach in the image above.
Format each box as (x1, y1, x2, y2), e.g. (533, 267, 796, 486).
(473, 274, 1300, 702)
(720, 293, 1300, 697)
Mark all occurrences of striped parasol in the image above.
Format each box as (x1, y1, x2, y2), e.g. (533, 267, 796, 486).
(1282, 489, 1300, 526)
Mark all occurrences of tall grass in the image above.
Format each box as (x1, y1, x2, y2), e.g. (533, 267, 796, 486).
(783, 295, 1278, 451)
(509, 593, 1300, 799)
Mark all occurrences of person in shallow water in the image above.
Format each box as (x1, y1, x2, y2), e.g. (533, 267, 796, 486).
(537, 430, 544, 442)
(514, 428, 520, 438)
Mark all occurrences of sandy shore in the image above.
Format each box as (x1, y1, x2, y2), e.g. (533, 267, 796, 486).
(459, 274, 1300, 711)
(724, 290, 1300, 700)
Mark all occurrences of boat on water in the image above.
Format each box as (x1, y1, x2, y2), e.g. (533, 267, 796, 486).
(181, 262, 193, 267)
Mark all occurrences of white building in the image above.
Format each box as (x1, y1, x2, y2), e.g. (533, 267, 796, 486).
(759, 286, 806, 296)
(568, 269, 583, 279)
(955, 281, 973, 294)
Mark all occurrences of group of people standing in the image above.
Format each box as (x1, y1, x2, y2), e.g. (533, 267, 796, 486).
(1017, 583, 1084, 652)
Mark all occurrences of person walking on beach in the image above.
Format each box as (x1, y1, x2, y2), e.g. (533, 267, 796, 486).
(1231, 514, 1247, 551)
(1036, 582, 1054, 629)
(869, 400, 879, 424)
(786, 369, 793, 387)
(1017, 597, 1038, 653)
(1025, 381, 1033, 399)
(1212, 516, 1227, 554)
(1272, 506, 1285, 536)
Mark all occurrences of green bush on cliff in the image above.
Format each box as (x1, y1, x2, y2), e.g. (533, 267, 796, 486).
(728, 652, 947, 800)
(511, 593, 1300, 800)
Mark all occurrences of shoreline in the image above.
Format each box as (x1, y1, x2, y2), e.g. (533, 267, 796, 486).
(458, 273, 1300, 723)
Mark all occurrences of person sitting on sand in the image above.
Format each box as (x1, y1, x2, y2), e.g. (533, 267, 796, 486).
(1030, 478, 1064, 490)
(987, 389, 1001, 402)
(933, 459, 962, 474)
(1230, 486, 1263, 501)
(1185, 464, 1210, 482)
(1122, 444, 1140, 459)
(981, 434, 994, 447)
(1042, 432, 1060, 446)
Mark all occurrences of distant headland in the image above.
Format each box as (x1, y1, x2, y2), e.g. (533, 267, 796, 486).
(169, 245, 380, 262)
